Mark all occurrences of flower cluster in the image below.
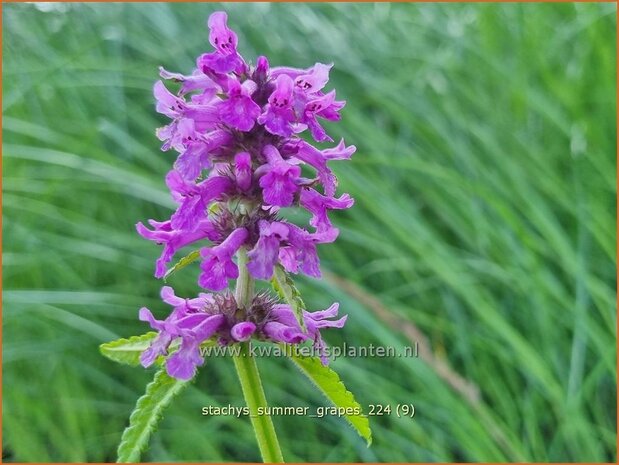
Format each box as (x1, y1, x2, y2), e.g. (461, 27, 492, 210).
(139, 287, 346, 380)
(137, 12, 354, 380)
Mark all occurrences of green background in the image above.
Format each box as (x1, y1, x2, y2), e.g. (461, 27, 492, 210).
(3, 2, 617, 462)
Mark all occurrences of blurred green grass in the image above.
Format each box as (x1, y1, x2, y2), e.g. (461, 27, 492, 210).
(2, 2, 616, 462)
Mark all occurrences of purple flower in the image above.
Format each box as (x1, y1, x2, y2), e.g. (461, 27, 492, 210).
(304, 303, 347, 365)
(136, 218, 218, 278)
(208, 11, 237, 54)
(257, 74, 296, 137)
(218, 78, 261, 131)
(154, 82, 222, 162)
(159, 66, 218, 97)
(293, 62, 332, 94)
(300, 189, 354, 233)
(322, 138, 356, 160)
(165, 335, 203, 380)
(199, 227, 248, 291)
(258, 145, 301, 207)
(198, 12, 246, 75)
(301, 90, 343, 143)
(166, 118, 233, 181)
(288, 140, 337, 196)
(231, 322, 257, 342)
(139, 307, 175, 367)
(168, 119, 212, 180)
(267, 302, 347, 364)
(138, 286, 223, 371)
(154, 80, 185, 119)
(167, 170, 233, 231)
(166, 312, 226, 380)
(263, 320, 306, 344)
(247, 220, 289, 279)
(278, 224, 338, 278)
(154, 80, 220, 126)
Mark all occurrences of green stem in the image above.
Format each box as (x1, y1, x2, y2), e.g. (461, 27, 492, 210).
(233, 248, 284, 463)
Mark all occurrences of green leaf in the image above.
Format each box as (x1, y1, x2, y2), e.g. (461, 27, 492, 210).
(271, 265, 306, 331)
(117, 368, 189, 463)
(99, 333, 157, 366)
(163, 249, 200, 281)
(289, 353, 372, 446)
(101, 334, 217, 367)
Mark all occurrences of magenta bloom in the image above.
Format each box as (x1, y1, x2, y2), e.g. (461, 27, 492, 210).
(293, 63, 332, 94)
(159, 66, 218, 96)
(171, 121, 232, 180)
(137, 11, 354, 380)
(219, 78, 261, 131)
(257, 74, 296, 137)
(247, 220, 289, 279)
(301, 90, 344, 143)
(198, 12, 246, 75)
(278, 223, 336, 278)
(267, 303, 348, 364)
(166, 311, 226, 380)
(300, 189, 354, 233)
(139, 286, 227, 380)
(136, 218, 219, 278)
(199, 227, 248, 291)
(167, 170, 234, 232)
(258, 145, 301, 207)
(231, 322, 257, 342)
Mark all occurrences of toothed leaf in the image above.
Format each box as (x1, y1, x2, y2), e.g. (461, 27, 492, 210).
(116, 368, 189, 462)
(289, 353, 372, 445)
(99, 333, 158, 366)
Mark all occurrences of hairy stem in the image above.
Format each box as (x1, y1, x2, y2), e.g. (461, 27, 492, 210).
(233, 248, 284, 463)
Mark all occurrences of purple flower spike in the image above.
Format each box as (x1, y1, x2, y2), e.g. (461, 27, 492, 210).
(137, 11, 354, 380)
(199, 227, 248, 291)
